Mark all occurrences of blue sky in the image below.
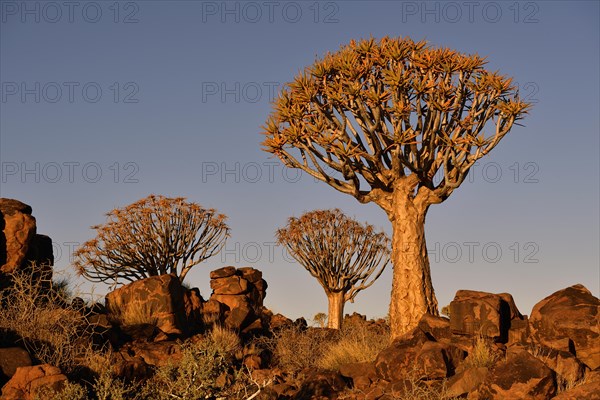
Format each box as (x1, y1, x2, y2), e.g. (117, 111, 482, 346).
(1, 1, 598, 320)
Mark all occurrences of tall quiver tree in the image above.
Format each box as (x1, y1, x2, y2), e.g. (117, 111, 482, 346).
(263, 37, 531, 338)
(277, 209, 390, 330)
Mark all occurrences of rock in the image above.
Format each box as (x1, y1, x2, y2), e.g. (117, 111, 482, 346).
(507, 315, 529, 345)
(296, 369, 347, 399)
(210, 275, 249, 295)
(271, 382, 298, 398)
(374, 327, 430, 381)
(211, 293, 250, 312)
(238, 267, 262, 283)
(1, 364, 68, 400)
(269, 313, 293, 331)
(0, 347, 32, 382)
(553, 379, 600, 399)
(0, 199, 36, 274)
(532, 346, 586, 385)
(119, 341, 182, 367)
(225, 302, 253, 330)
(243, 354, 262, 370)
(105, 274, 189, 337)
(201, 299, 226, 325)
(472, 349, 556, 399)
(112, 356, 151, 381)
(210, 266, 237, 279)
(529, 284, 600, 370)
(446, 367, 488, 398)
(415, 341, 466, 379)
(241, 318, 264, 334)
(26, 234, 54, 269)
(417, 313, 452, 341)
(183, 287, 204, 332)
(207, 267, 268, 332)
(449, 290, 524, 342)
(339, 362, 377, 391)
(0, 199, 54, 289)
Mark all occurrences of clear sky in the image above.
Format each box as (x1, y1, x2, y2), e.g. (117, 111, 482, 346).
(1, 1, 598, 321)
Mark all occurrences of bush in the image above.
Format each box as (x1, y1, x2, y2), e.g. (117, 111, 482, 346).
(0, 263, 96, 374)
(141, 333, 251, 399)
(463, 335, 499, 369)
(318, 322, 390, 370)
(262, 318, 390, 375)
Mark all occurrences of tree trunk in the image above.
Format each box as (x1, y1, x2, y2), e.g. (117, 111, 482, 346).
(388, 184, 439, 339)
(326, 291, 345, 330)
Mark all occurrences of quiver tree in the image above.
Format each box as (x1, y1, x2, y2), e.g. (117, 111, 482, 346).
(277, 209, 390, 329)
(263, 36, 531, 337)
(74, 195, 229, 286)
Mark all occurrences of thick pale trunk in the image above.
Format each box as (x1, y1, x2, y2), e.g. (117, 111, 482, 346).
(326, 291, 345, 330)
(388, 187, 439, 339)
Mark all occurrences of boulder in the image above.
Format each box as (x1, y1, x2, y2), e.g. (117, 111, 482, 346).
(295, 369, 347, 399)
(529, 284, 600, 370)
(339, 361, 377, 391)
(1, 364, 68, 400)
(471, 348, 556, 399)
(210, 275, 248, 295)
(415, 341, 466, 379)
(0, 347, 32, 382)
(183, 287, 204, 332)
(210, 266, 237, 279)
(269, 313, 293, 331)
(374, 327, 430, 382)
(238, 267, 262, 283)
(553, 379, 600, 400)
(531, 346, 587, 385)
(449, 290, 524, 342)
(201, 299, 226, 325)
(418, 313, 452, 341)
(445, 367, 488, 398)
(105, 274, 189, 337)
(0, 199, 54, 290)
(0, 199, 36, 275)
(118, 340, 182, 368)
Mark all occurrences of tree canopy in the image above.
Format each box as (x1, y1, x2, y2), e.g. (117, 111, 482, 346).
(74, 195, 229, 286)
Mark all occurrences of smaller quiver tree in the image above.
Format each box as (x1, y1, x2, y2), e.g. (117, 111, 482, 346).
(277, 209, 390, 329)
(74, 195, 229, 286)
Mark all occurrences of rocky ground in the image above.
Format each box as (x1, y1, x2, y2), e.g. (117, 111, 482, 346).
(0, 198, 598, 400)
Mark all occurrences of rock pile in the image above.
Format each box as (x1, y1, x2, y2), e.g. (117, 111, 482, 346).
(205, 266, 268, 332)
(0, 198, 54, 289)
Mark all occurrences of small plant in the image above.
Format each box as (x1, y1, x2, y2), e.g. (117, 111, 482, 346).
(463, 335, 499, 369)
(209, 324, 242, 355)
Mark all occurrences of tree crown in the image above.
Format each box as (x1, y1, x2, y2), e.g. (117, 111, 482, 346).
(263, 36, 531, 211)
(277, 209, 390, 301)
(73, 195, 229, 286)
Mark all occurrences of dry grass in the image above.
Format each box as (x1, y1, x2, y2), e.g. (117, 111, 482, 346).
(462, 335, 498, 369)
(209, 324, 241, 355)
(0, 263, 96, 374)
(261, 318, 390, 375)
(118, 302, 160, 327)
(318, 322, 390, 370)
